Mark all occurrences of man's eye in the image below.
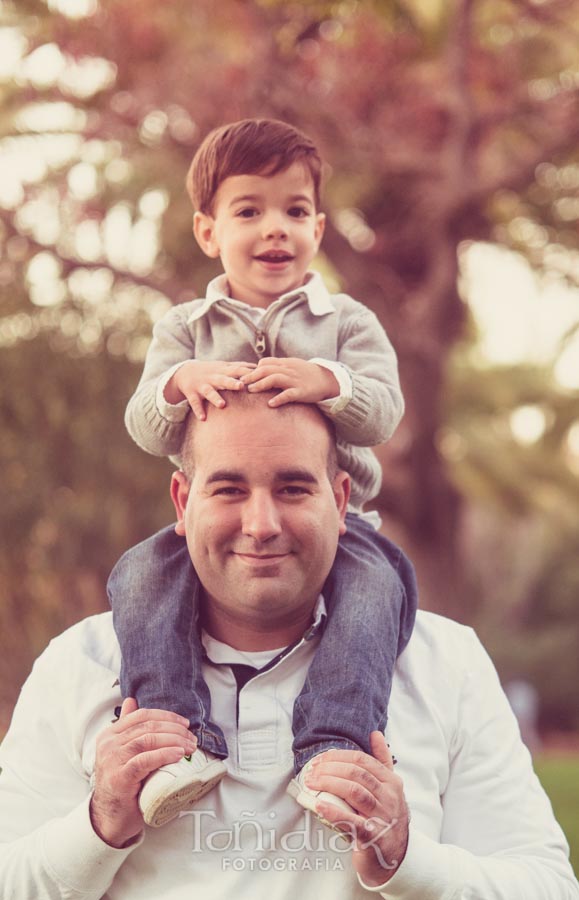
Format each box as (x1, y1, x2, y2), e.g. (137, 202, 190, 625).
(213, 486, 243, 496)
(280, 485, 310, 496)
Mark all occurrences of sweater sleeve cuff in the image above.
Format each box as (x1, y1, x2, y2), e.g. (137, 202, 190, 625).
(357, 824, 457, 899)
(156, 363, 190, 421)
(41, 797, 144, 896)
(310, 358, 352, 414)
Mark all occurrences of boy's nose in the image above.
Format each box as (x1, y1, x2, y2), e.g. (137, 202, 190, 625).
(262, 212, 288, 240)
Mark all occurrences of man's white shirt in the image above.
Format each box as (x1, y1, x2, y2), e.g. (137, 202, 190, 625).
(0, 608, 577, 900)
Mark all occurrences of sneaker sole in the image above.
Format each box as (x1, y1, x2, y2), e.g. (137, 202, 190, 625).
(287, 778, 353, 837)
(142, 762, 227, 828)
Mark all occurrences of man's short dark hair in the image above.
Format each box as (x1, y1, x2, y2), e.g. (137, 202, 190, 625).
(186, 118, 323, 214)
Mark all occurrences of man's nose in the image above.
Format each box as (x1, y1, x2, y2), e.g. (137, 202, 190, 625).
(241, 492, 282, 542)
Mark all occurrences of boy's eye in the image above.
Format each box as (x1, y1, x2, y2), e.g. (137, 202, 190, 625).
(237, 207, 258, 219)
(288, 206, 309, 218)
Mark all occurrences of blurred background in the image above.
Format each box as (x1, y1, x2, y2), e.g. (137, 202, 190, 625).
(1, 0, 578, 867)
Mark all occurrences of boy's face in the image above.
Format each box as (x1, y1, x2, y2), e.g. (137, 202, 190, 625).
(193, 162, 325, 308)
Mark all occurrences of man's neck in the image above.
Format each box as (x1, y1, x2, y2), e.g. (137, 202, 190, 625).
(200, 606, 314, 652)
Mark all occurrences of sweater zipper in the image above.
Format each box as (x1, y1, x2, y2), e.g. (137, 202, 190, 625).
(229, 307, 269, 358)
(226, 293, 303, 359)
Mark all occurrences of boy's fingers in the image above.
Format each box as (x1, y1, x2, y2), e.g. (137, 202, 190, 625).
(240, 369, 267, 385)
(200, 386, 226, 409)
(246, 374, 291, 392)
(268, 388, 301, 407)
(186, 393, 207, 420)
(230, 362, 257, 375)
(213, 375, 244, 391)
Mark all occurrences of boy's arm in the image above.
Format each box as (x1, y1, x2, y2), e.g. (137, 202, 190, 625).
(242, 307, 403, 447)
(125, 306, 254, 456)
(320, 306, 403, 446)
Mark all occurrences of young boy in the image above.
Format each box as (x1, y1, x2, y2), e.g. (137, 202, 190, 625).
(108, 118, 417, 828)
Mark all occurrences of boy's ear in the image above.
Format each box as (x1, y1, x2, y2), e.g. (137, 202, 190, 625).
(314, 212, 326, 253)
(193, 211, 220, 259)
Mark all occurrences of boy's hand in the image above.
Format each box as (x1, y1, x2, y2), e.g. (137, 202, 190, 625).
(304, 732, 409, 888)
(164, 360, 257, 420)
(241, 357, 339, 406)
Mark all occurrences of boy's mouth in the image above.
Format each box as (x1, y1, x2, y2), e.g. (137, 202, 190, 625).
(254, 251, 294, 263)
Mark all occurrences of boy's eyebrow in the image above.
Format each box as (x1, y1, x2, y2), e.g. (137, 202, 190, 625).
(227, 193, 315, 208)
(228, 194, 259, 208)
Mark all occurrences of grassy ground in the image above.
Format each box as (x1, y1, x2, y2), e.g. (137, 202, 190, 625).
(535, 755, 579, 879)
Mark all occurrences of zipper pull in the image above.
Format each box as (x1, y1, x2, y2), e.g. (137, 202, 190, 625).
(255, 331, 267, 356)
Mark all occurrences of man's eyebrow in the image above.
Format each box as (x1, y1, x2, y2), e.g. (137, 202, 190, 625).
(205, 470, 245, 485)
(204, 469, 319, 485)
(276, 469, 319, 484)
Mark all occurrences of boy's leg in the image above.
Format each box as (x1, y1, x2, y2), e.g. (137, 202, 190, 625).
(291, 512, 418, 773)
(107, 525, 228, 826)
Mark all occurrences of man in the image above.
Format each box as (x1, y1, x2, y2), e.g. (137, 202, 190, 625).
(0, 392, 577, 899)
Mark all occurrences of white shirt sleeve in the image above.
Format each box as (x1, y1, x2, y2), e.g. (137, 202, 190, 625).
(0, 635, 141, 899)
(358, 629, 579, 899)
(309, 357, 353, 415)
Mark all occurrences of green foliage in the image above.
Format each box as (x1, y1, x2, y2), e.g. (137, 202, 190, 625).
(1, 0, 579, 730)
(0, 328, 174, 725)
(535, 757, 579, 878)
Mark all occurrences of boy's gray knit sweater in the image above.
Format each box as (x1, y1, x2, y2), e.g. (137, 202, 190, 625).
(126, 272, 404, 513)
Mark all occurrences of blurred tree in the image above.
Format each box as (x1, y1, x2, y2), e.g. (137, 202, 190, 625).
(2, 0, 579, 726)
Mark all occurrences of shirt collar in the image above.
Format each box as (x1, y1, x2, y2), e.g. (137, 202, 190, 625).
(187, 271, 334, 324)
(201, 594, 327, 667)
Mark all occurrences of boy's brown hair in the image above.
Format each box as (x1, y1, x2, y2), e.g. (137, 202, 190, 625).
(186, 118, 323, 214)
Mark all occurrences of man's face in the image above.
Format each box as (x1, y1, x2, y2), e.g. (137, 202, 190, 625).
(193, 162, 325, 309)
(171, 402, 349, 649)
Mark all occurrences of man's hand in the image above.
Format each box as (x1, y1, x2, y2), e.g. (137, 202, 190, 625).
(305, 732, 409, 888)
(241, 357, 339, 406)
(89, 699, 196, 848)
(164, 360, 257, 419)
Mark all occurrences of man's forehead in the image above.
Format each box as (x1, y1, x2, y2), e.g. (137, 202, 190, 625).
(182, 395, 335, 477)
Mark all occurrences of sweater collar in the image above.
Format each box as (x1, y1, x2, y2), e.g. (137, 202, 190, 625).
(187, 271, 334, 324)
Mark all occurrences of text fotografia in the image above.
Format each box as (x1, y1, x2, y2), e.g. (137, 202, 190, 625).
(223, 856, 344, 872)
(189, 809, 399, 871)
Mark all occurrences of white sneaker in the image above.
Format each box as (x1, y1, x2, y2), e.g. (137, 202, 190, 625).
(287, 757, 354, 833)
(139, 750, 227, 828)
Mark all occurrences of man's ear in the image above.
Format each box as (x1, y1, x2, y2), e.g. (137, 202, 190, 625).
(193, 211, 220, 259)
(332, 470, 350, 536)
(170, 470, 191, 536)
